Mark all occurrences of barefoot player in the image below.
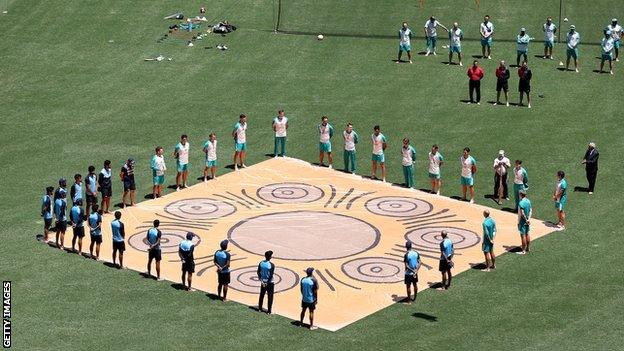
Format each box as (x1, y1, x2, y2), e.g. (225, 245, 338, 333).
(428, 145, 444, 194)
(214, 239, 231, 301)
(460, 147, 477, 203)
(482, 210, 496, 271)
(232, 114, 248, 170)
(203, 133, 218, 181)
(404, 241, 420, 303)
(300, 267, 319, 330)
(146, 220, 162, 280)
(318, 116, 334, 168)
(517, 190, 532, 254)
(343, 123, 359, 174)
(371, 125, 387, 182)
(553, 170, 568, 230)
(439, 231, 454, 290)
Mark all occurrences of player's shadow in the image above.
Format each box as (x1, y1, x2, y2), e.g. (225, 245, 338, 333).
(166, 185, 178, 190)
(503, 245, 522, 253)
(427, 282, 445, 289)
(196, 175, 214, 181)
(500, 207, 516, 213)
(533, 54, 546, 59)
(593, 70, 610, 74)
(225, 164, 237, 170)
(391, 294, 410, 303)
(418, 188, 434, 193)
(471, 55, 485, 59)
(459, 99, 474, 104)
(556, 67, 572, 71)
(509, 64, 520, 68)
(441, 61, 460, 65)
(311, 162, 331, 168)
(113, 202, 127, 209)
(103, 262, 121, 269)
(206, 293, 222, 300)
(139, 272, 157, 280)
(573, 186, 590, 192)
(412, 312, 438, 322)
(469, 262, 487, 270)
(171, 283, 187, 291)
(290, 320, 312, 328)
(417, 51, 428, 55)
(449, 195, 465, 201)
(144, 193, 155, 200)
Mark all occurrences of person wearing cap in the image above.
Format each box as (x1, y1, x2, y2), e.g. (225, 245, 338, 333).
(516, 28, 532, 67)
(98, 160, 113, 213)
(70, 199, 85, 254)
(448, 22, 464, 66)
(606, 19, 622, 61)
(439, 231, 454, 290)
(517, 190, 532, 254)
(146, 219, 162, 280)
(299, 267, 319, 330)
(460, 147, 477, 204)
(179, 232, 196, 291)
(401, 138, 416, 189)
(581, 142, 599, 194)
(565, 25, 580, 72)
(257, 250, 276, 314)
(41, 186, 54, 243)
(151, 146, 166, 198)
(494, 60, 510, 106)
(599, 29, 615, 75)
(553, 170, 568, 230)
(120, 158, 136, 208)
(174, 134, 190, 191)
(403, 241, 420, 303)
(481, 210, 496, 271)
(466, 60, 484, 105)
(493, 150, 510, 205)
(512, 160, 529, 210)
(85, 166, 98, 218)
(70, 174, 83, 207)
(214, 239, 231, 301)
(272, 109, 288, 157)
(111, 211, 125, 268)
(53, 188, 68, 249)
(88, 204, 103, 260)
(518, 61, 532, 108)
(543, 17, 557, 60)
(479, 15, 494, 60)
(54, 177, 67, 202)
(423, 16, 448, 56)
(397, 21, 413, 64)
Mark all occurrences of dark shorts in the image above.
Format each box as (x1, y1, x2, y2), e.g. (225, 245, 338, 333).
(55, 220, 67, 232)
(112, 241, 125, 252)
(182, 260, 195, 273)
(301, 301, 317, 311)
(519, 81, 531, 93)
(439, 259, 453, 272)
(73, 226, 85, 238)
(90, 234, 102, 244)
(86, 194, 98, 206)
(100, 186, 112, 198)
(148, 248, 162, 262)
(44, 218, 53, 229)
(404, 274, 418, 285)
(496, 80, 509, 92)
(123, 181, 136, 192)
(218, 272, 231, 285)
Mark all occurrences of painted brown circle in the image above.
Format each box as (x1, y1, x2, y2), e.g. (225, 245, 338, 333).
(228, 266, 299, 294)
(365, 196, 433, 217)
(228, 211, 380, 261)
(341, 257, 403, 284)
(164, 198, 236, 220)
(256, 183, 324, 204)
(405, 226, 480, 250)
(128, 229, 201, 253)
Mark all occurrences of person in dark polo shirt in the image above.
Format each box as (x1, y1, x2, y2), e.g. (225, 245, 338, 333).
(257, 250, 276, 314)
(494, 60, 510, 106)
(581, 142, 599, 194)
(120, 158, 136, 208)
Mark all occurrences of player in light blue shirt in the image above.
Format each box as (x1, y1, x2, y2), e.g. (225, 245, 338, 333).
(179, 232, 196, 291)
(403, 241, 420, 303)
(257, 250, 276, 314)
(70, 173, 83, 207)
(439, 231, 454, 290)
(88, 204, 103, 260)
(554, 170, 568, 230)
(299, 267, 319, 330)
(111, 211, 125, 269)
(54, 189, 67, 249)
(41, 186, 54, 243)
(482, 210, 496, 271)
(146, 220, 162, 280)
(516, 28, 533, 66)
(214, 239, 231, 301)
(70, 199, 85, 254)
(517, 190, 532, 254)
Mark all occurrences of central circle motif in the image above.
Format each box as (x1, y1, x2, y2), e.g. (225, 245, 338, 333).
(228, 266, 299, 294)
(341, 257, 403, 283)
(128, 229, 201, 253)
(164, 198, 236, 220)
(256, 183, 324, 204)
(365, 196, 433, 217)
(228, 211, 380, 260)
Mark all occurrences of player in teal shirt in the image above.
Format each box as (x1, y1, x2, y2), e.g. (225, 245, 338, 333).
(146, 220, 162, 280)
(54, 189, 68, 249)
(554, 170, 568, 230)
(257, 250, 276, 314)
(214, 240, 231, 301)
(41, 186, 54, 243)
(439, 231, 454, 290)
(70, 199, 85, 254)
(482, 210, 496, 271)
(88, 204, 103, 260)
(299, 267, 319, 330)
(517, 190, 532, 254)
(403, 241, 420, 303)
(111, 211, 126, 268)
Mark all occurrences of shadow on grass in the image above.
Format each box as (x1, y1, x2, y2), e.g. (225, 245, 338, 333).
(103, 262, 120, 269)
(412, 312, 438, 322)
(503, 245, 522, 253)
(470, 262, 487, 270)
(574, 186, 590, 193)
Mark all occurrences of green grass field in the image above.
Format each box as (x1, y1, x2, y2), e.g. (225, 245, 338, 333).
(1, 0, 623, 349)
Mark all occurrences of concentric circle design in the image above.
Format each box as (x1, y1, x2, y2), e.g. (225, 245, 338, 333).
(228, 211, 380, 260)
(128, 229, 201, 253)
(364, 196, 433, 217)
(164, 198, 236, 220)
(228, 266, 299, 294)
(256, 183, 324, 204)
(341, 257, 403, 284)
(405, 226, 480, 250)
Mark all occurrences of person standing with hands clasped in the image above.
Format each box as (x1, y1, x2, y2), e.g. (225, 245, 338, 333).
(581, 142, 599, 194)
(518, 61, 532, 108)
(494, 60, 510, 106)
(493, 150, 510, 205)
(467, 60, 484, 104)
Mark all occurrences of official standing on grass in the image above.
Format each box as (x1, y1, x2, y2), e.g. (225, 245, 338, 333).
(581, 142, 599, 194)
(343, 123, 358, 174)
(403, 241, 420, 303)
(494, 60, 510, 106)
(518, 61, 532, 108)
(566, 25, 580, 72)
(493, 150, 510, 205)
(517, 190, 532, 254)
(214, 239, 231, 301)
(299, 267, 319, 330)
(424, 16, 448, 56)
(439, 231, 454, 290)
(179, 232, 195, 291)
(481, 210, 496, 271)
(467, 60, 484, 104)
(257, 250, 275, 314)
(512, 160, 529, 210)
(401, 138, 416, 189)
(272, 109, 288, 157)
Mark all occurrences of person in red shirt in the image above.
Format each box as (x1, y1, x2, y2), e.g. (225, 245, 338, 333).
(494, 60, 510, 106)
(517, 61, 532, 108)
(467, 60, 484, 104)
